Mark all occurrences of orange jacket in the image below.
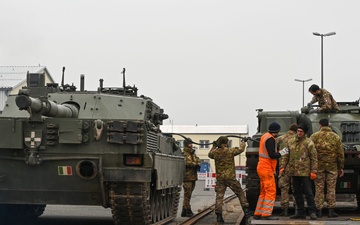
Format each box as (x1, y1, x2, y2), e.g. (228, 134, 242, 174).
(258, 132, 277, 172)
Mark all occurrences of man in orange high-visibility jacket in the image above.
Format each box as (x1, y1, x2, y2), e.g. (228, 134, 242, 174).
(253, 122, 289, 220)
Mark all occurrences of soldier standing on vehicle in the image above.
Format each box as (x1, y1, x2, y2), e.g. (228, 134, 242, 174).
(277, 123, 298, 216)
(282, 124, 318, 220)
(181, 138, 201, 217)
(253, 122, 289, 220)
(307, 84, 339, 113)
(208, 136, 253, 224)
(310, 118, 344, 218)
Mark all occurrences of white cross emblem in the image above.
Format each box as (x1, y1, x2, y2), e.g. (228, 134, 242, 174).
(25, 131, 42, 148)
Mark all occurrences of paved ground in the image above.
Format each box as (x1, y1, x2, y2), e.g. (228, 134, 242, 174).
(25, 180, 359, 225)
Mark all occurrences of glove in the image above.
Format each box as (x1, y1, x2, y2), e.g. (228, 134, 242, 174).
(279, 168, 284, 176)
(307, 102, 312, 108)
(279, 148, 289, 156)
(242, 137, 249, 142)
(310, 172, 317, 180)
(338, 169, 344, 177)
(212, 141, 217, 147)
(196, 165, 201, 171)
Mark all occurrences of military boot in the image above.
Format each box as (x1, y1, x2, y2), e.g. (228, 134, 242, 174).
(328, 208, 338, 218)
(181, 208, 187, 217)
(243, 207, 254, 218)
(316, 209, 322, 218)
(309, 213, 317, 220)
(280, 208, 289, 216)
(186, 208, 194, 217)
(216, 212, 224, 223)
(261, 215, 279, 220)
(290, 213, 306, 219)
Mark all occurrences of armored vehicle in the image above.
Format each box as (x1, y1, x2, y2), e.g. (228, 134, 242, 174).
(0, 68, 184, 225)
(246, 101, 360, 210)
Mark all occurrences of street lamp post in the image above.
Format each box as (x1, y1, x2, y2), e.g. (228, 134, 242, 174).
(313, 31, 336, 88)
(295, 78, 313, 107)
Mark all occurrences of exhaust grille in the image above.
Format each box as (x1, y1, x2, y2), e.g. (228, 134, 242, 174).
(146, 131, 158, 152)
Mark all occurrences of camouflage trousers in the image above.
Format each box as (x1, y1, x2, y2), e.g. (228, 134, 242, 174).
(278, 172, 296, 209)
(182, 181, 196, 209)
(314, 167, 338, 209)
(214, 179, 248, 213)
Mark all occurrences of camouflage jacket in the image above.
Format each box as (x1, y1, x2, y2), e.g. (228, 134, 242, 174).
(310, 88, 339, 112)
(277, 130, 297, 172)
(183, 147, 201, 181)
(310, 126, 344, 170)
(281, 135, 318, 176)
(208, 142, 246, 180)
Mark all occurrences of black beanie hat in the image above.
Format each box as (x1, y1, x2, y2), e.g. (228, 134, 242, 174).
(319, 118, 329, 126)
(298, 124, 309, 134)
(184, 138, 192, 147)
(268, 122, 281, 133)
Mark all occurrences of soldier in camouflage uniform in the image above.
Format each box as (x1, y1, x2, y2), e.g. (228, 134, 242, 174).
(208, 136, 252, 223)
(282, 124, 318, 220)
(308, 84, 339, 113)
(310, 118, 344, 218)
(181, 138, 201, 217)
(277, 123, 297, 216)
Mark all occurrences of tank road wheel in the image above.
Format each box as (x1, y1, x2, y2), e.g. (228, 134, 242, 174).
(150, 186, 181, 223)
(150, 187, 162, 223)
(109, 182, 151, 225)
(160, 190, 166, 219)
(165, 188, 173, 218)
(0, 204, 46, 222)
(20, 204, 46, 218)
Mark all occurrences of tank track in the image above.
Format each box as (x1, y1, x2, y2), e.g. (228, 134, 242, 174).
(109, 182, 181, 225)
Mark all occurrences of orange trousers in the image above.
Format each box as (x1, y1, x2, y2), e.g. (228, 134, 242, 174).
(254, 169, 276, 217)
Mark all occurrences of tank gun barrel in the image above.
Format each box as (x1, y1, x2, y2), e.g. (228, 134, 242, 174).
(16, 95, 79, 118)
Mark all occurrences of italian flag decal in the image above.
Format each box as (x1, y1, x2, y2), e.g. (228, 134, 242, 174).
(58, 166, 73, 176)
(340, 182, 351, 188)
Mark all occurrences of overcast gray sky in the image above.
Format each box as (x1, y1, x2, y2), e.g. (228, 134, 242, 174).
(1, 1, 359, 135)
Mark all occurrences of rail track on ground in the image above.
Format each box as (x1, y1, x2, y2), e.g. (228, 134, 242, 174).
(170, 194, 245, 225)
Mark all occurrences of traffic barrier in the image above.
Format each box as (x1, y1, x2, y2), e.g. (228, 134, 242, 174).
(197, 172, 207, 180)
(204, 171, 246, 190)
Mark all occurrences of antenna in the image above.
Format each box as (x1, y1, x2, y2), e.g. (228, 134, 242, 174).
(122, 68, 126, 87)
(122, 68, 126, 95)
(61, 66, 65, 88)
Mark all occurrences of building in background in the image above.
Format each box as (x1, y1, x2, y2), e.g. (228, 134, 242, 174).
(0, 66, 54, 111)
(160, 125, 249, 175)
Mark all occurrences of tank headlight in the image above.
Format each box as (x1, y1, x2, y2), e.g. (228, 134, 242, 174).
(124, 154, 143, 166)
